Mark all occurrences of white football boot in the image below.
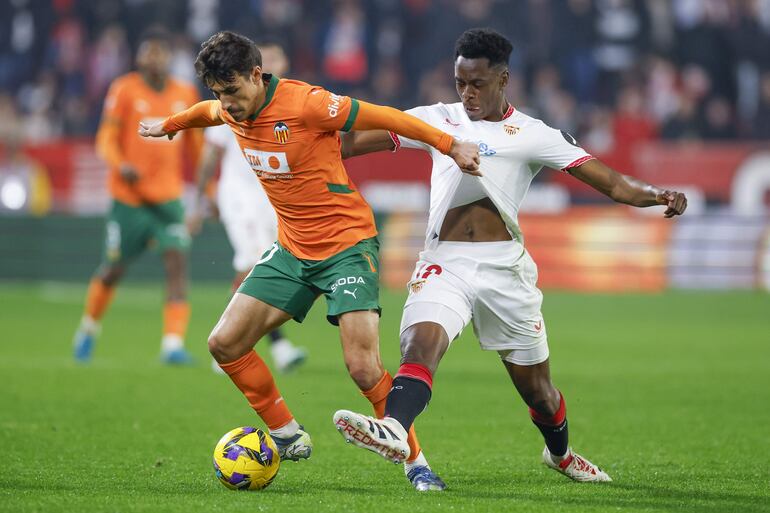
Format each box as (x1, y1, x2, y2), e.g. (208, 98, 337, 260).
(271, 426, 313, 461)
(333, 410, 410, 463)
(543, 446, 612, 482)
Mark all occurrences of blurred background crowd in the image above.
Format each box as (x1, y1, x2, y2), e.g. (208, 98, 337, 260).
(2, 0, 770, 149)
(1, 0, 769, 290)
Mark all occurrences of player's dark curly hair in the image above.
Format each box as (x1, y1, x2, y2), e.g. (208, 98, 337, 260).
(195, 31, 263, 86)
(454, 28, 513, 68)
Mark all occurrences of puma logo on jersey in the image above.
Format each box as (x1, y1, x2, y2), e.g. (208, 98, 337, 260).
(243, 149, 291, 174)
(343, 288, 358, 299)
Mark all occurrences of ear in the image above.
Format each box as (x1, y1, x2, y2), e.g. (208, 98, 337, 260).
(250, 66, 263, 84)
(500, 69, 509, 90)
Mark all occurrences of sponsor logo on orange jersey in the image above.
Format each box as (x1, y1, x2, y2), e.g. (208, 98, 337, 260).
(243, 148, 292, 178)
(273, 121, 290, 144)
(328, 93, 343, 117)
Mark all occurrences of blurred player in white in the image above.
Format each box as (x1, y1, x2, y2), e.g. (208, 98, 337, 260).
(334, 29, 687, 484)
(188, 42, 306, 373)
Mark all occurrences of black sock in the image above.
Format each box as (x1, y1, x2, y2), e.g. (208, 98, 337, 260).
(267, 330, 283, 344)
(532, 418, 569, 458)
(384, 376, 431, 431)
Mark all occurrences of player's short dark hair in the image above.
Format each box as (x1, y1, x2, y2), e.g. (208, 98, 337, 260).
(454, 28, 513, 68)
(138, 25, 171, 47)
(195, 31, 263, 86)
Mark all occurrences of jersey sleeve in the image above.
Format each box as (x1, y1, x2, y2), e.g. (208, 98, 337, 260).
(95, 79, 131, 168)
(101, 79, 129, 124)
(162, 100, 223, 133)
(387, 106, 436, 152)
(204, 124, 233, 149)
(532, 124, 594, 172)
(301, 86, 359, 132)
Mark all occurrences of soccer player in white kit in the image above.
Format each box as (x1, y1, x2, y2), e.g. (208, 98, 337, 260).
(333, 28, 687, 485)
(187, 42, 307, 373)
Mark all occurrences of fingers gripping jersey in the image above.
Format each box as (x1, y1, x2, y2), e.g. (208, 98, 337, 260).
(391, 102, 593, 254)
(221, 76, 376, 260)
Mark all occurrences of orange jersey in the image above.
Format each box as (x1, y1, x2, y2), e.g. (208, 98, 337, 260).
(163, 75, 454, 260)
(96, 72, 201, 205)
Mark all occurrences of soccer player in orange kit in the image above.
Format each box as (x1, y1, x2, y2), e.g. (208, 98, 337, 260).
(140, 31, 479, 491)
(73, 27, 201, 365)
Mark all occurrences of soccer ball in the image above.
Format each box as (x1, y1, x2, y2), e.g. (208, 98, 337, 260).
(212, 426, 280, 490)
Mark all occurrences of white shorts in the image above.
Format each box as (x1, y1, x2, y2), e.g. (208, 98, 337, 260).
(399, 241, 549, 366)
(220, 207, 278, 273)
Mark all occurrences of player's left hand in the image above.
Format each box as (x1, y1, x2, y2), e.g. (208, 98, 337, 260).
(655, 190, 687, 218)
(449, 140, 481, 176)
(138, 121, 177, 140)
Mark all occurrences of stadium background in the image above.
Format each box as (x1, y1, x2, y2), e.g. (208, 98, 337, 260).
(1, 0, 769, 289)
(1, 1, 769, 512)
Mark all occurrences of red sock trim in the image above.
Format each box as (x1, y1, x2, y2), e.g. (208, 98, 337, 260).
(395, 363, 433, 389)
(529, 391, 566, 426)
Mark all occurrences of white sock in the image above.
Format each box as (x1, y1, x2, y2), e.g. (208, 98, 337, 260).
(269, 419, 300, 439)
(80, 315, 100, 335)
(161, 334, 184, 353)
(404, 450, 428, 474)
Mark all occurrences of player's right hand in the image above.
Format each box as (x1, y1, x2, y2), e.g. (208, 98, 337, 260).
(449, 140, 481, 176)
(138, 121, 177, 140)
(119, 163, 139, 184)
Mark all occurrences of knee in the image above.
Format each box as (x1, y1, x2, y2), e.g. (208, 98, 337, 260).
(98, 265, 124, 287)
(208, 331, 243, 363)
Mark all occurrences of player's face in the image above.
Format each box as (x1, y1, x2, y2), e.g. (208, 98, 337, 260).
(257, 45, 289, 76)
(136, 40, 171, 78)
(454, 56, 508, 121)
(209, 68, 262, 122)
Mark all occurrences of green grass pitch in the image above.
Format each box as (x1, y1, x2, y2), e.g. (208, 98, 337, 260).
(1, 282, 768, 512)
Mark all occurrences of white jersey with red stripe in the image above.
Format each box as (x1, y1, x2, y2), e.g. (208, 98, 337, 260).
(391, 102, 593, 258)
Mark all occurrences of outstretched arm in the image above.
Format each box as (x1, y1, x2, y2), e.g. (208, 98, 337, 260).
(138, 100, 223, 139)
(569, 158, 687, 218)
(304, 90, 480, 174)
(352, 101, 480, 174)
(340, 130, 395, 159)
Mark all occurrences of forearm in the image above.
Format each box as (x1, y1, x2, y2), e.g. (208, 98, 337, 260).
(95, 122, 125, 168)
(341, 130, 395, 158)
(571, 159, 663, 207)
(352, 101, 453, 155)
(162, 100, 223, 133)
(194, 146, 221, 198)
(611, 174, 664, 207)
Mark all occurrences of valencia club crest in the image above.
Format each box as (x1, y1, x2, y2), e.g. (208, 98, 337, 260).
(273, 121, 290, 144)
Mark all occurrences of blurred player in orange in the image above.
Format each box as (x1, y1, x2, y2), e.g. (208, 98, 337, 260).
(72, 27, 202, 364)
(188, 41, 307, 374)
(140, 31, 479, 491)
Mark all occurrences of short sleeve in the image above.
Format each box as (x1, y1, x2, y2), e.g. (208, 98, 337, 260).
(389, 106, 436, 152)
(204, 124, 233, 148)
(302, 86, 359, 132)
(532, 124, 594, 172)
